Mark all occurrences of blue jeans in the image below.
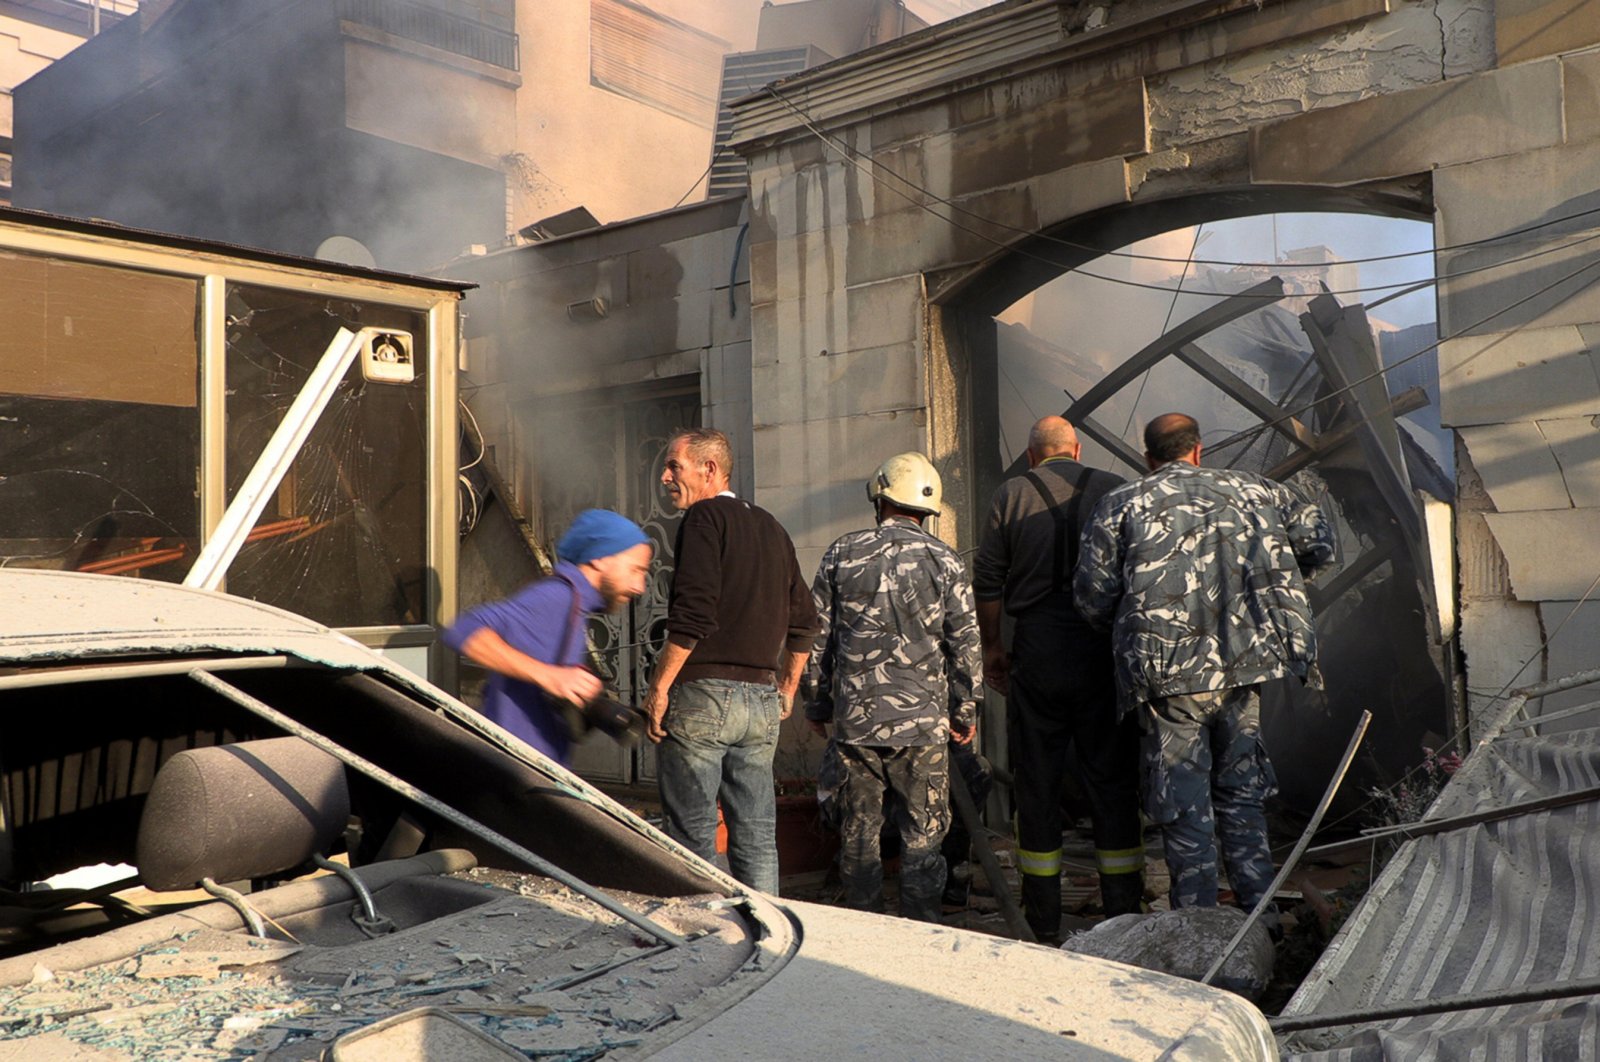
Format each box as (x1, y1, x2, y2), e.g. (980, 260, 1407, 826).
(657, 679, 782, 894)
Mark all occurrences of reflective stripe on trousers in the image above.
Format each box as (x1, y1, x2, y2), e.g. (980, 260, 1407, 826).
(1096, 845, 1145, 875)
(1015, 845, 1062, 877)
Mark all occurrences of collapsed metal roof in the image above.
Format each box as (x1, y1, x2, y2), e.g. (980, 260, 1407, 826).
(1278, 669, 1600, 1059)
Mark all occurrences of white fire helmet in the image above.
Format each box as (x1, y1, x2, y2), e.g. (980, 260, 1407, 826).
(866, 452, 942, 515)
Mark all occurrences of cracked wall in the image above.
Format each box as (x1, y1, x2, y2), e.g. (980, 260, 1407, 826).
(1146, 0, 1493, 146)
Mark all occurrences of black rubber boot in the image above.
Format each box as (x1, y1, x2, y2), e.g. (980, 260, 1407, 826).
(1021, 873, 1062, 943)
(1099, 872, 1145, 917)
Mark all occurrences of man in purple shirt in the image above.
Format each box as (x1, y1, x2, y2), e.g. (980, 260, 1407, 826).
(444, 509, 652, 765)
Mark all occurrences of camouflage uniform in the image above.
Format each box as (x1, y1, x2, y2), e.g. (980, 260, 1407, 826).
(805, 517, 981, 921)
(1073, 462, 1334, 915)
(1144, 686, 1277, 910)
(815, 737, 992, 908)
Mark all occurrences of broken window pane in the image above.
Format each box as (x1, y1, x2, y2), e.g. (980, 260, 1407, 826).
(0, 251, 200, 581)
(223, 284, 428, 628)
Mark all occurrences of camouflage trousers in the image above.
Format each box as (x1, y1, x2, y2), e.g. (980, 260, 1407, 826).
(1140, 685, 1278, 913)
(835, 742, 951, 923)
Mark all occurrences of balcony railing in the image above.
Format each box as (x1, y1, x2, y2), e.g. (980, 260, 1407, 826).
(339, 0, 519, 72)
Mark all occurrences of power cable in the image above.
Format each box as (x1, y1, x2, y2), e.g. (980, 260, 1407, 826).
(1122, 224, 1203, 435)
(672, 159, 716, 210)
(459, 400, 486, 471)
(763, 85, 1600, 272)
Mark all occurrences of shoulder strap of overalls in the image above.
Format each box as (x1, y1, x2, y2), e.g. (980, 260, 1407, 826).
(1021, 465, 1097, 593)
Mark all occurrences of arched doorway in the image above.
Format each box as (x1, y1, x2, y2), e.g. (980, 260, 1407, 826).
(940, 198, 1455, 818)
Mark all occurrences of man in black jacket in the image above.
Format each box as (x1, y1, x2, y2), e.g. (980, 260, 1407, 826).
(974, 416, 1141, 942)
(644, 427, 819, 893)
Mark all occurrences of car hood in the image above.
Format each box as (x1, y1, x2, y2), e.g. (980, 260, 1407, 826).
(0, 569, 377, 668)
(645, 901, 1277, 1060)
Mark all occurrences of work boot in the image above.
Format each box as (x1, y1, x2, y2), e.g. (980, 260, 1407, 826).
(941, 865, 971, 909)
(1099, 872, 1144, 917)
(1020, 873, 1061, 944)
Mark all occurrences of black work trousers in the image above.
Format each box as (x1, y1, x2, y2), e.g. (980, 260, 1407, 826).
(1007, 602, 1143, 938)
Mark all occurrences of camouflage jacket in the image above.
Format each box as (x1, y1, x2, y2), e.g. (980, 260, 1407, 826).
(1073, 462, 1337, 716)
(804, 518, 982, 747)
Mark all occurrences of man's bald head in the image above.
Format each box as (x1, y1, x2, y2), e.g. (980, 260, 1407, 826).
(1144, 413, 1203, 467)
(1026, 416, 1080, 466)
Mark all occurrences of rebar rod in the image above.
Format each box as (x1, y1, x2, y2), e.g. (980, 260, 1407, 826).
(949, 762, 1035, 943)
(1306, 782, 1600, 860)
(1201, 710, 1370, 985)
(1272, 975, 1600, 1033)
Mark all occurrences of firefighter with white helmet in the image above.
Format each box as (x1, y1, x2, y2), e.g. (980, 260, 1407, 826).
(803, 452, 982, 921)
(866, 451, 942, 514)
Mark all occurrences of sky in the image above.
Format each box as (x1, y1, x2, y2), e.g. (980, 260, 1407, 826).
(1195, 212, 1438, 330)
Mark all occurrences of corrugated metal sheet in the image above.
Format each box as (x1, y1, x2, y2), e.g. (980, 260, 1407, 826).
(708, 48, 823, 199)
(1280, 673, 1600, 1060)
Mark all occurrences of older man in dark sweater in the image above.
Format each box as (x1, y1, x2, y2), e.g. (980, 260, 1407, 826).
(644, 427, 819, 893)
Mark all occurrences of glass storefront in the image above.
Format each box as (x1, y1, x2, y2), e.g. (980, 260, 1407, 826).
(0, 219, 462, 666)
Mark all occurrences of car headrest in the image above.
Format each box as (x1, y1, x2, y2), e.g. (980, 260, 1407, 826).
(136, 737, 350, 892)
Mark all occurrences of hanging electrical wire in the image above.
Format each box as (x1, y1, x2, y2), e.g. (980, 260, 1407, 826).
(762, 85, 1600, 273)
(458, 399, 488, 536)
(459, 399, 486, 471)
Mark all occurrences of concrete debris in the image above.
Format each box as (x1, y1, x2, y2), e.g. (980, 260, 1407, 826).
(1060, 907, 1276, 1001)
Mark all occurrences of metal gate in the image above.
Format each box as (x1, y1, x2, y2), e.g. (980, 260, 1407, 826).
(532, 382, 699, 785)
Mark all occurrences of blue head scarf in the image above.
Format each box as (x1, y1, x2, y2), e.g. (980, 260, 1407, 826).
(556, 509, 649, 565)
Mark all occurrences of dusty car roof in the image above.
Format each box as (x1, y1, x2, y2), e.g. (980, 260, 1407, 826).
(0, 569, 378, 669)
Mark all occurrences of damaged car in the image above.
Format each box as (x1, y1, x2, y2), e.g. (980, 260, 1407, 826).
(0, 569, 1276, 1060)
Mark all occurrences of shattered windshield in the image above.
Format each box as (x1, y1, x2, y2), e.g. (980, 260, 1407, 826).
(0, 654, 753, 1059)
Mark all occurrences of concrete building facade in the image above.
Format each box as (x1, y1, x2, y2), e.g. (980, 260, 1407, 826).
(727, 0, 1600, 736)
(0, 0, 135, 204)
